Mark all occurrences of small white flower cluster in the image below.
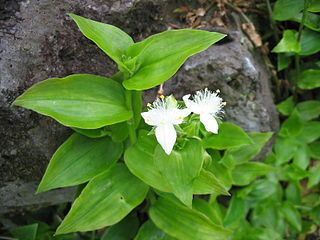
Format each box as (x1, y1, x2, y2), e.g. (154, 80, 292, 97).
(141, 88, 226, 155)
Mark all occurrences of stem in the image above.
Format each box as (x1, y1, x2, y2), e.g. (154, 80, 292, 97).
(293, 0, 308, 98)
(126, 90, 137, 144)
(265, 0, 280, 42)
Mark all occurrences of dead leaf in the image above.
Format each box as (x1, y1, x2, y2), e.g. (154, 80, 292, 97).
(242, 22, 262, 47)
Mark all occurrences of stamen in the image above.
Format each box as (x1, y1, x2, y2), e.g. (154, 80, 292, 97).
(160, 95, 165, 99)
(216, 89, 220, 93)
(147, 103, 152, 107)
(178, 116, 183, 119)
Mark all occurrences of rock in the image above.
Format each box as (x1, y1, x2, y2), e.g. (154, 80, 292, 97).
(0, 0, 278, 214)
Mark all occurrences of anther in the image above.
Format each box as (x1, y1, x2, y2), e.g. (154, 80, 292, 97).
(216, 89, 220, 93)
(147, 103, 152, 107)
(160, 95, 165, 99)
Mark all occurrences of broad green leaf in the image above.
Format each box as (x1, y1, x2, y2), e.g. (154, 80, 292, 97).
(110, 122, 129, 142)
(310, 141, 320, 159)
(275, 136, 299, 164)
(193, 169, 230, 196)
(123, 30, 226, 90)
(308, 163, 320, 188)
(101, 212, 139, 240)
(277, 53, 291, 71)
(310, 205, 320, 226)
(13, 74, 132, 129)
(135, 221, 176, 240)
(285, 182, 301, 205)
(276, 96, 294, 116)
(10, 223, 38, 240)
(125, 132, 228, 195)
(284, 163, 309, 181)
(154, 139, 204, 207)
(296, 100, 320, 121)
(299, 29, 320, 55)
(244, 180, 282, 202)
(72, 127, 110, 138)
(281, 201, 302, 231)
(298, 69, 320, 89)
(223, 195, 247, 228)
(279, 110, 304, 137)
(293, 144, 310, 170)
(223, 132, 273, 165)
(204, 122, 253, 150)
(149, 197, 230, 240)
(272, 0, 304, 20)
(56, 164, 149, 234)
(232, 162, 274, 186)
(308, 0, 320, 12)
(69, 14, 134, 72)
(193, 198, 223, 225)
(206, 157, 233, 190)
(251, 202, 280, 230)
(292, 12, 320, 32)
(296, 121, 320, 143)
(272, 30, 301, 53)
(37, 133, 122, 192)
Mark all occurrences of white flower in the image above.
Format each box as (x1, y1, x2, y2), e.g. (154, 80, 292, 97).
(141, 95, 190, 155)
(183, 88, 225, 134)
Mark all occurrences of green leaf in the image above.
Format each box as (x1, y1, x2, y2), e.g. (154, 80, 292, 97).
(149, 197, 230, 240)
(203, 122, 253, 150)
(296, 100, 320, 121)
(154, 139, 204, 207)
(293, 144, 310, 170)
(299, 29, 320, 55)
(125, 132, 227, 195)
(272, 30, 301, 53)
(272, 0, 304, 20)
(69, 14, 134, 72)
(110, 122, 129, 142)
(276, 96, 295, 116)
(244, 180, 282, 202)
(72, 127, 111, 138)
(281, 201, 302, 231)
(308, 163, 320, 188)
(135, 221, 177, 240)
(205, 156, 233, 190)
(101, 212, 139, 240)
(285, 164, 309, 181)
(193, 198, 223, 225)
(279, 110, 304, 137)
(223, 132, 273, 165)
(223, 195, 247, 228)
(298, 69, 320, 89)
(308, 0, 320, 12)
(10, 223, 38, 240)
(37, 133, 122, 192)
(292, 12, 320, 32)
(285, 182, 301, 205)
(123, 30, 226, 90)
(193, 169, 230, 196)
(309, 141, 320, 159)
(277, 53, 291, 71)
(232, 162, 274, 186)
(56, 164, 149, 234)
(275, 136, 299, 164)
(296, 121, 320, 143)
(13, 74, 132, 129)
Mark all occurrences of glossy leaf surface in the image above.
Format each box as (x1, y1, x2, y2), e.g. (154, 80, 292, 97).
(135, 221, 176, 240)
(204, 122, 253, 150)
(123, 30, 226, 90)
(298, 69, 320, 89)
(38, 133, 122, 192)
(13, 74, 132, 129)
(69, 14, 134, 71)
(272, 30, 301, 53)
(149, 197, 230, 240)
(56, 164, 149, 234)
(154, 139, 204, 207)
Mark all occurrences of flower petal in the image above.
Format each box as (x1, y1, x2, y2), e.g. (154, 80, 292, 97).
(155, 124, 177, 155)
(200, 113, 219, 134)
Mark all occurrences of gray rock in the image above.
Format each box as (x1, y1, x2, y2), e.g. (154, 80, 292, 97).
(0, 0, 278, 213)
